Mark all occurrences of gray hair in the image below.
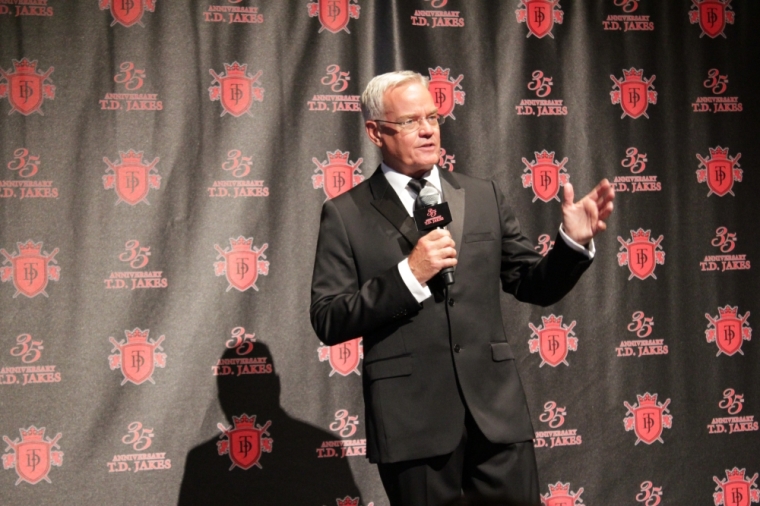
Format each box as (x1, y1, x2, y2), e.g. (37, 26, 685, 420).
(361, 71, 429, 121)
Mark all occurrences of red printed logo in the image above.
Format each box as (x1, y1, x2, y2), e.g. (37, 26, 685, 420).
(705, 306, 751, 357)
(690, 0, 734, 39)
(708, 388, 758, 435)
(616, 311, 668, 358)
(317, 409, 367, 458)
(528, 315, 577, 367)
(308, 65, 361, 113)
(410, 0, 464, 29)
(312, 150, 364, 199)
(624, 392, 672, 445)
(438, 147, 456, 172)
(104, 240, 168, 290)
(208, 149, 270, 199)
(516, 0, 563, 39)
(696, 146, 742, 197)
(100, 62, 163, 112)
(318, 337, 363, 376)
(203, 2, 263, 24)
(108, 328, 166, 385)
(427, 67, 465, 120)
(217, 414, 273, 470)
(2, 333, 62, 386)
(693, 69, 742, 113)
(307, 0, 360, 34)
(107, 421, 171, 473)
(3, 148, 59, 200)
(209, 62, 264, 117)
(1, 240, 60, 298)
(713, 468, 759, 506)
(99, 0, 157, 27)
(2, 426, 62, 485)
(612, 147, 661, 194)
(103, 150, 161, 205)
(617, 229, 665, 280)
(540, 482, 584, 506)
(637, 481, 663, 506)
(0, 58, 55, 116)
(700, 227, 750, 273)
(610, 68, 657, 119)
(214, 237, 269, 292)
(521, 150, 569, 203)
(533, 401, 582, 449)
(516, 71, 568, 117)
(535, 234, 555, 257)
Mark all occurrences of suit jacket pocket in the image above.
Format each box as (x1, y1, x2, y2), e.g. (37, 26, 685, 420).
(364, 355, 413, 381)
(464, 232, 495, 243)
(491, 342, 515, 361)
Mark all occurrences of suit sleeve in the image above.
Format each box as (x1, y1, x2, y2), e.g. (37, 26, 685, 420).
(310, 199, 421, 345)
(494, 181, 593, 307)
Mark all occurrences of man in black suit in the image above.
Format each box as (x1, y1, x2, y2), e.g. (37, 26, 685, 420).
(310, 71, 614, 505)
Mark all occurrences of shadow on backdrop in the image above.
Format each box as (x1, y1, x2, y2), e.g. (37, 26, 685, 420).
(178, 342, 361, 505)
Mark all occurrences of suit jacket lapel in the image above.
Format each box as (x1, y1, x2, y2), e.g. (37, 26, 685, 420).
(439, 170, 465, 260)
(369, 167, 421, 246)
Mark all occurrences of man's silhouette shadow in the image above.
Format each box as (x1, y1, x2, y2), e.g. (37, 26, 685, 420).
(178, 342, 361, 505)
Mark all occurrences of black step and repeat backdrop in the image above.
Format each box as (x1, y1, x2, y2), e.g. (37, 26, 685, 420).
(1, 1, 758, 505)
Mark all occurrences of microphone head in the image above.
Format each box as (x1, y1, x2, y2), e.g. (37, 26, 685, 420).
(418, 186, 440, 207)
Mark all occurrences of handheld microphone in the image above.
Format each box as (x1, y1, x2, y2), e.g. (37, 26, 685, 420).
(413, 186, 455, 286)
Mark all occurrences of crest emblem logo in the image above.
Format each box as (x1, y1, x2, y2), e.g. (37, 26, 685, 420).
(318, 337, 364, 376)
(690, 0, 734, 39)
(2, 426, 63, 485)
(610, 68, 657, 119)
(516, 0, 564, 39)
(1, 240, 60, 298)
(312, 150, 364, 199)
(540, 482, 584, 506)
(696, 146, 742, 197)
(521, 150, 569, 203)
(336, 498, 362, 506)
(99, 0, 157, 27)
(624, 392, 672, 445)
(209, 62, 264, 117)
(617, 229, 665, 280)
(705, 306, 751, 357)
(307, 0, 360, 34)
(713, 468, 760, 506)
(0, 58, 55, 116)
(108, 328, 166, 385)
(214, 237, 269, 292)
(528, 315, 577, 367)
(217, 414, 273, 470)
(103, 150, 161, 205)
(427, 67, 465, 120)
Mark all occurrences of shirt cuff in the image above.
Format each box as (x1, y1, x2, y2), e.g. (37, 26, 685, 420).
(559, 225, 595, 259)
(398, 258, 432, 302)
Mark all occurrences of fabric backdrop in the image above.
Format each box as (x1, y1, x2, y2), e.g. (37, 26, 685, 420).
(0, 1, 758, 504)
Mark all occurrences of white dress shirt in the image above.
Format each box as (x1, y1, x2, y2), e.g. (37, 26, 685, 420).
(381, 163, 594, 303)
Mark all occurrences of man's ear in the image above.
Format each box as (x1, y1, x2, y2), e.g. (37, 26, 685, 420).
(365, 120, 383, 148)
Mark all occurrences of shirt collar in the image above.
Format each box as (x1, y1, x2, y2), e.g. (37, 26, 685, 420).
(381, 162, 442, 196)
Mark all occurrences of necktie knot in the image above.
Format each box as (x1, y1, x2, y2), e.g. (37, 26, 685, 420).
(407, 178, 427, 210)
(407, 178, 426, 195)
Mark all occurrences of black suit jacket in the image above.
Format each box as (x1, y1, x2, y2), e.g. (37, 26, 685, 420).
(310, 167, 592, 464)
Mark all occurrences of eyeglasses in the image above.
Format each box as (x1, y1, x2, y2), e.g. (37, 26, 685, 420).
(373, 114, 444, 133)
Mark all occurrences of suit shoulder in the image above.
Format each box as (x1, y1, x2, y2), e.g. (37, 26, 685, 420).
(322, 175, 373, 211)
(447, 171, 499, 194)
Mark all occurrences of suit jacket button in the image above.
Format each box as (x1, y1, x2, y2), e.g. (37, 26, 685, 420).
(454, 344, 462, 353)
(448, 298, 455, 307)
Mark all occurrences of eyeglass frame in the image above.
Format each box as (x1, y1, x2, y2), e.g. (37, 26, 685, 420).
(371, 113, 445, 133)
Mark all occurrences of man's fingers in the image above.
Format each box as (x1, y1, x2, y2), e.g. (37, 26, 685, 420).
(562, 182, 575, 207)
